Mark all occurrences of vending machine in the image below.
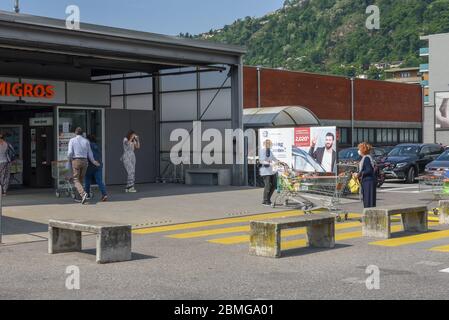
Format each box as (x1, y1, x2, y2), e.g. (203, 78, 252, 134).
(29, 117, 54, 187)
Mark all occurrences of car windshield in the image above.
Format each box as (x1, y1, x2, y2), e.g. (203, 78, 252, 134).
(388, 146, 419, 157)
(436, 150, 449, 161)
(338, 149, 360, 160)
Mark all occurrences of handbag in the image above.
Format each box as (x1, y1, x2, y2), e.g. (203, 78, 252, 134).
(348, 176, 361, 194)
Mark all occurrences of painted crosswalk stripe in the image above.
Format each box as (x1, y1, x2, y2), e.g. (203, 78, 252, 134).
(167, 225, 248, 239)
(133, 210, 306, 234)
(134, 210, 360, 235)
(439, 268, 449, 273)
(281, 225, 411, 250)
(429, 244, 449, 252)
(208, 221, 363, 245)
(370, 224, 446, 247)
(168, 214, 361, 240)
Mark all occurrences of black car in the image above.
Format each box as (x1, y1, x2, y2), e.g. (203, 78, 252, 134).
(338, 147, 387, 163)
(338, 147, 387, 188)
(380, 143, 445, 183)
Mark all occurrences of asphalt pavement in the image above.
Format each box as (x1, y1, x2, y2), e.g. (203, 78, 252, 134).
(1, 180, 449, 300)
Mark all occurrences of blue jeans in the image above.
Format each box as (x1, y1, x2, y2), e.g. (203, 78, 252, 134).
(85, 167, 107, 197)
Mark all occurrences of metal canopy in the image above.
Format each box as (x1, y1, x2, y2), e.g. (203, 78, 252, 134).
(0, 11, 245, 75)
(243, 106, 321, 128)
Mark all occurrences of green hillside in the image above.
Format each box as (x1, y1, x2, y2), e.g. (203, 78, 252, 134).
(184, 0, 449, 78)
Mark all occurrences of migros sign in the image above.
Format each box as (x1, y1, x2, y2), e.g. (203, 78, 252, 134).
(0, 82, 55, 99)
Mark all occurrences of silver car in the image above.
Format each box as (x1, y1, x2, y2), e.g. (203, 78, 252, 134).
(425, 150, 449, 175)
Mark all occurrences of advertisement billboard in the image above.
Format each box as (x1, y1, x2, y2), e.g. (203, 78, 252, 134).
(436, 92, 449, 129)
(259, 126, 337, 173)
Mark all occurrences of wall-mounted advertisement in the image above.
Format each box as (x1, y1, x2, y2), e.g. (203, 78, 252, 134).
(259, 126, 337, 173)
(436, 92, 449, 129)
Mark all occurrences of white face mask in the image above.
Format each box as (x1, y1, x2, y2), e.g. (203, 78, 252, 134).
(358, 150, 362, 156)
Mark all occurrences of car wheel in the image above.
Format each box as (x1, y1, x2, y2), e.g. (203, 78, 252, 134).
(406, 167, 416, 184)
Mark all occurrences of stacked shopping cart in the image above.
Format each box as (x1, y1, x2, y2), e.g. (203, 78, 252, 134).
(272, 164, 352, 221)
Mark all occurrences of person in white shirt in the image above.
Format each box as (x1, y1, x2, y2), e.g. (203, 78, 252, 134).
(259, 139, 280, 206)
(309, 132, 337, 173)
(67, 127, 100, 204)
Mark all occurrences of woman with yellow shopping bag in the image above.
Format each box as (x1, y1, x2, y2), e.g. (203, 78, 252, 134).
(352, 142, 377, 208)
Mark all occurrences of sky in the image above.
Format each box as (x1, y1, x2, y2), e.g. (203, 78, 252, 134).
(0, 0, 285, 35)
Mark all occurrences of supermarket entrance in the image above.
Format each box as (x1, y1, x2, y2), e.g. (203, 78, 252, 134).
(0, 105, 54, 188)
(0, 105, 104, 189)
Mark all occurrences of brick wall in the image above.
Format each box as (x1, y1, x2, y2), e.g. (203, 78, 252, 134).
(243, 66, 422, 123)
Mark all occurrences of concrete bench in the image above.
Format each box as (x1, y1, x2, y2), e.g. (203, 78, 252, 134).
(362, 205, 428, 239)
(185, 168, 231, 186)
(249, 214, 335, 258)
(438, 201, 449, 225)
(48, 219, 132, 264)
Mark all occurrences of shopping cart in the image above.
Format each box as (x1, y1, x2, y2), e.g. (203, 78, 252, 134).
(51, 160, 76, 199)
(418, 173, 449, 215)
(272, 164, 352, 221)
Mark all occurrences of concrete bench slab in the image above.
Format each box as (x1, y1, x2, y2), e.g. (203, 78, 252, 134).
(362, 205, 428, 239)
(249, 214, 335, 258)
(439, 201, 449, 225)
(48, 219, 132, 264)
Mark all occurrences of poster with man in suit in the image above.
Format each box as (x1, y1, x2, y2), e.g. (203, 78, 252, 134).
(294, 126, 337, 173)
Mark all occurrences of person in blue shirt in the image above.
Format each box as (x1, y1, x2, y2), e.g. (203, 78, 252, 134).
(353, 142, 377, 208)
(84, 134, 107, 202)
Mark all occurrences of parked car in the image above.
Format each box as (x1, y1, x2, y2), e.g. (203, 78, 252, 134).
(338, 147, 387, 163)
(337, 147, 386, 188)
(379, 143, 445, 183)
(378, 146, 395, 157)
(425, 149, 449, 175)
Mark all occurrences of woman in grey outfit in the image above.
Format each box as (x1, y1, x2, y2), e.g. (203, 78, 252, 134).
(122, 130, 140, 193)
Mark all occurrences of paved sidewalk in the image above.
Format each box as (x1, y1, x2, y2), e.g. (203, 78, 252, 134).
(0, 182, 435, 245)
(0, 184, 286, 244)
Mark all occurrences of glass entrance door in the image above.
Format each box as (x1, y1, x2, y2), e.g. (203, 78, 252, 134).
(56, 107, 104, 162)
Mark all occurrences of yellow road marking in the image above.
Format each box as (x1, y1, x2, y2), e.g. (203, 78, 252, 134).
(133, 210, 305, 234)
(281, 225, 408, 250)
(370, 223, 445, 247)
(167, 225, 248, 239)
(134, 210, 359, 235)
(429, 244, 449, 252)
(281, 230, 363, 250)
(168, 214, 360, 239)
(208, 221, 363, 245)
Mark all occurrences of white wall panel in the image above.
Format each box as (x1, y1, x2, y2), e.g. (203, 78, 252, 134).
(110, 79, 124, 95)
(126, 77, 152, 94)
(200, 89, 232, 120)
(67, 82, 110, 106)
(126, 94, 153, 110)
(200, 67, 231, 89)
(111, 96, 124, 109)
(160, 122, 193, 152)
(161, 73, 196, 92)
(161, 92, 197, 121)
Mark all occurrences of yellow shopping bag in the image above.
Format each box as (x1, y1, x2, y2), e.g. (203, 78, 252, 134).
(348, 176, 361, 194)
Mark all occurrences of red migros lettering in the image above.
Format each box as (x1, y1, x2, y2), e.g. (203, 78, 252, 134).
(0, 82, 55, 99)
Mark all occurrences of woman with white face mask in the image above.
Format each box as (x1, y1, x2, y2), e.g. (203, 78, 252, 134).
(353, 142, 377, 208)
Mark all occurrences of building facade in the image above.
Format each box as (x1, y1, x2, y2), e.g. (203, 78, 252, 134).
(243, 66, 423, 148)
(0, 11, 246, 189)
(384, 67, 421, 85)
(421, 33, 449, 145)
